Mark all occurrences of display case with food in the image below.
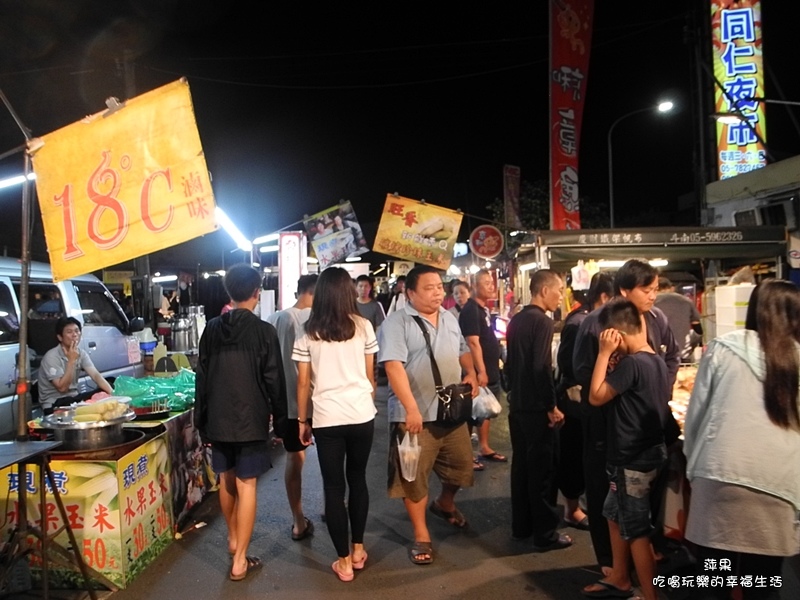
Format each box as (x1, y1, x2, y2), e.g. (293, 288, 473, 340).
(670, 365, 697, 435)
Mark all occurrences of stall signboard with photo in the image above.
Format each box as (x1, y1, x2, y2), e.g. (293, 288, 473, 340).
(0, 434, 173, 588)
(303, 201, 368, 269)
(373, 195, 463, 269)
(31, 78, 218, 282)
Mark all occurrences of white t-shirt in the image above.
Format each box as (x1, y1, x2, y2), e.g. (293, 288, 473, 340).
(292, 316, 378, 428)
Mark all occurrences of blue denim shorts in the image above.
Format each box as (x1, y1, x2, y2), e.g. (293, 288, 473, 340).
(602, 444, 667, 540)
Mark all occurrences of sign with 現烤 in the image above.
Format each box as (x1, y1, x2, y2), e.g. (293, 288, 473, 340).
(31, 78, 217, 281)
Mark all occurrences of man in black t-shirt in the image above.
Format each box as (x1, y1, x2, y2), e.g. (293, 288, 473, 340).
(583, 298, 670, 600)
(458, 270, 504, 462)
(505, 270, 572, 551)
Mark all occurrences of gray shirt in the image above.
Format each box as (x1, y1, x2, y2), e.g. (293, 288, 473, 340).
(38, 345, 96, 408)
(266, 306, 311, 419)
(654, 292, 700, 358)
(356, 300, 385, 332)
(378, 303, 469, 422)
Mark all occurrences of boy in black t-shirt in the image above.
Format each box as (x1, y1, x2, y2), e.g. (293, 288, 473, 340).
(581, 299, 669, 600)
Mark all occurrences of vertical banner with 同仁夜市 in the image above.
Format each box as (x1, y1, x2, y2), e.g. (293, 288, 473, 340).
(711, 0, 766, 180)
(503, 165, 522, 230)
(303, 201, 368, 269)
(549, 0, 594, 230)
(373, 194, 463, 270)
(31, 78, 218, 282)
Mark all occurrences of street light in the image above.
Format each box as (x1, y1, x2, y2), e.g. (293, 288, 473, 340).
(607, 100, 674, 227)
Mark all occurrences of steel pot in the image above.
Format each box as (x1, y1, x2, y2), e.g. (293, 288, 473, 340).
(42, 410, 135, 451)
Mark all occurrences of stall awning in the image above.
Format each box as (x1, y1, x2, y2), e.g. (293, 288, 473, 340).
(519, 226, 787, 268)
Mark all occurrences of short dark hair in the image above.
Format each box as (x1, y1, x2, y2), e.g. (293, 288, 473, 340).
(529, 269, 560, 296)
(224, 264, 262, 302)
(585, 272, 614, 307)
(451, 280, 470, 293)
(56, 316, 82, 337)
(356, 274, 375, 298)
(614, 259, 657, 295)
(406, 266, 441, 292)
(297, 274, 318, 296)
(598, 298, 641, 333)
(658, 277, 673, 291)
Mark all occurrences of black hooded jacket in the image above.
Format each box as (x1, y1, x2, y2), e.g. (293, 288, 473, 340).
(194, 309, 287, 443)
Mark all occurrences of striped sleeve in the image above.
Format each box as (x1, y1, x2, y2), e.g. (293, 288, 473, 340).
(291, 332, 311, 363)
(363, 320, 379, 355)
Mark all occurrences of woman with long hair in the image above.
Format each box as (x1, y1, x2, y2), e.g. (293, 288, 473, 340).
(292, 267, 378, 582)
(684, 279, 800, 599)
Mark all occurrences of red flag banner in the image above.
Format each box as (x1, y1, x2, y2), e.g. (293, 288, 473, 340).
(549, 0, 594, 230)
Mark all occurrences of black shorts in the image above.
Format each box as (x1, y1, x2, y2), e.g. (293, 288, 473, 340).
(211, 440, 271, 479)
(282, 418, 312, 453)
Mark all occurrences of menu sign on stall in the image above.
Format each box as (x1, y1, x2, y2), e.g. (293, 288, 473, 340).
(31, 78, 218, 282)
(303, 201, 368, 269)
(0, 435, 173, 588)
(373, 194, 463, 269)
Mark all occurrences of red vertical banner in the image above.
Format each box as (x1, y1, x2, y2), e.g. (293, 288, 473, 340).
(549, 0, 594, 230)
(503, 165, 522, 230)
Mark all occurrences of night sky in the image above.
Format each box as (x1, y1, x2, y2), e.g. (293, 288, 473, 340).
(0, 1, 798, 273)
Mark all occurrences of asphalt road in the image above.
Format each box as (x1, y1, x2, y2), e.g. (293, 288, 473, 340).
(11, 386, 799, 600)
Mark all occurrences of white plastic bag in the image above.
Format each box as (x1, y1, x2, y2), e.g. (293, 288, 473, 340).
(472, 386, 503, 420)
(398, 432, 421, 482)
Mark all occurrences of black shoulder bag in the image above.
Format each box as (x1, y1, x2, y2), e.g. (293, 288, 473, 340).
(412, 316, 473, 426)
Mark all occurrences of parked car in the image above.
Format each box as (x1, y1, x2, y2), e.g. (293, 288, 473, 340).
(0, 258, 144, 439)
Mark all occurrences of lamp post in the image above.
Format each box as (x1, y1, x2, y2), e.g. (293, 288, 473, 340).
(607, 101, 674, 228)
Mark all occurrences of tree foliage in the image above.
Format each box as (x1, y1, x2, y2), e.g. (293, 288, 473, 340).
(487, 179, 610, 232)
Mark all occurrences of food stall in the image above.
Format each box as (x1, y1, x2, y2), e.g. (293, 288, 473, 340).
(0, 373, 212, 589)
(514, 225, 788, 541)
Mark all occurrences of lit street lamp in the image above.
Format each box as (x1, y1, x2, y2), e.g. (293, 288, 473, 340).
(607, 100, 674, 228)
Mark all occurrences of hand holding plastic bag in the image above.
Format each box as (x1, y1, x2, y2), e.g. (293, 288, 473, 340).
(397, 432, 421, 482)
(472, 386, 503, 420)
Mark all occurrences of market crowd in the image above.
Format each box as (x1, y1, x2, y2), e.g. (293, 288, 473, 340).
(194, 261, 800, 599)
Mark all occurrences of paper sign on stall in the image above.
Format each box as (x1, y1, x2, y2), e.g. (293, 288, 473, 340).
(30, 78, 217, 281)
(373, 194, 462, 269)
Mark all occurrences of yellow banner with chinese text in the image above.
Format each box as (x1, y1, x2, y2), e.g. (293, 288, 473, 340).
(373, 195, 462, 269)
(31, 78, 217, 281)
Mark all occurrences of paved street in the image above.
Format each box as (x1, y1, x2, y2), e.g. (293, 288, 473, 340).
(11, 386, 799, 599)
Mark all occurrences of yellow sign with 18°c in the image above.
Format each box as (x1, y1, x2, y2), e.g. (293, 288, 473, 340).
(30, 78, 218, 281)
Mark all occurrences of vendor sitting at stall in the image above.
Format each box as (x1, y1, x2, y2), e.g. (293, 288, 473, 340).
(37, 317, 114, 414)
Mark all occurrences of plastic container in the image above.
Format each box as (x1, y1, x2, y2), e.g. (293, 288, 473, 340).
(715, 284, 755, 307)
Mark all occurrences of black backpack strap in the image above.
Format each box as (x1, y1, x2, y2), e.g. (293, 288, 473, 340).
(412, 315, 443, 389)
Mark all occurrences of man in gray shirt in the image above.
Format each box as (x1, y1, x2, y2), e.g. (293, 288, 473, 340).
(379, 266, 478, 565)
(267, 274, 317, 541)
(654, 277, 702, 362)
(38, 317, 113, 413)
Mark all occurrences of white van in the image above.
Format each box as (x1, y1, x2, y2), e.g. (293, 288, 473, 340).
(0, 258, 144, 439)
